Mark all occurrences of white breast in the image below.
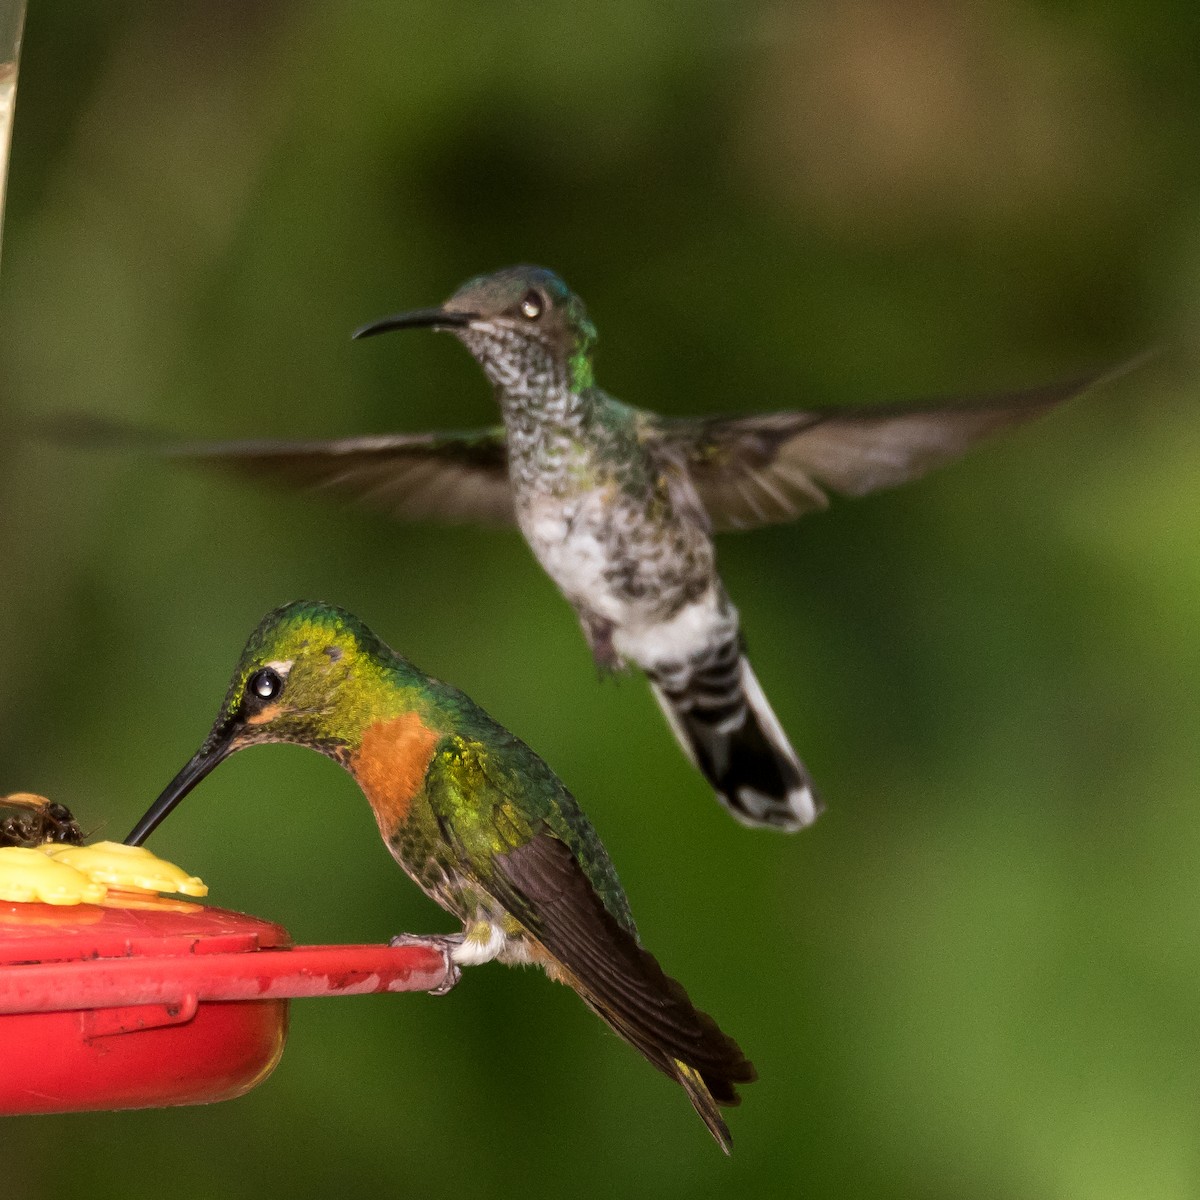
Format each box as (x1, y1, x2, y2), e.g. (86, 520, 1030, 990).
(520, 492, 630, 625)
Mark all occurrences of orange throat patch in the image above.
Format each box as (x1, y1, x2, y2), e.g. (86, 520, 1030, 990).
(351, 713, 441, 833)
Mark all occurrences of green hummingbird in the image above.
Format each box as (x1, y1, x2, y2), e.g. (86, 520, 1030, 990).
(124, 600, 756, 1152)
(95, 266, 1126, 832)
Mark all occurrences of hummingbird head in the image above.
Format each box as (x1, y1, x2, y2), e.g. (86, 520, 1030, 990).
(354, 265, 598, 394)
(124, 601, 410, 846)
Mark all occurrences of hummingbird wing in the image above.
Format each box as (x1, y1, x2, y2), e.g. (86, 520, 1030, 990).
(167, 429, 515, 525)
(425, 738, 754, 1146)
(655, 366, 1126, 532)
(488, 833, 755, 1129)
(52, 415, 515, 526)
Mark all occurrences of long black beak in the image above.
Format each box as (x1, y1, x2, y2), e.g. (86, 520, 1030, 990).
(124, 723, 237, 846)
(352, 308, 477, 340)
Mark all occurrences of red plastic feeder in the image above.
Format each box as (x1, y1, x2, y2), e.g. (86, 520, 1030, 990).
(0, 900, 451, 1115)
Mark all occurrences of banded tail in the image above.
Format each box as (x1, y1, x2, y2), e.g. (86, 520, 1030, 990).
(650, 645, 821, 831)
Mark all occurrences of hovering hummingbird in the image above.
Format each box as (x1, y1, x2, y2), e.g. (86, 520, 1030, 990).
(102, 266, 1123, 831)
(124, 600, 755, 1152)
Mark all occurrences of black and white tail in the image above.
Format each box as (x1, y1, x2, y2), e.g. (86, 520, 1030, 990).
(649, 641, 822, 831)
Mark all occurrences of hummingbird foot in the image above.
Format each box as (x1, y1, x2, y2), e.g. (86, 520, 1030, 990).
(389, 932, 464, 996)
(581, 614, 624, 676)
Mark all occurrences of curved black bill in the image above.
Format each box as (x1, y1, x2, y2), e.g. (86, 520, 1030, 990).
(124, 724, 236, 846)
(352, 308, 476, 340)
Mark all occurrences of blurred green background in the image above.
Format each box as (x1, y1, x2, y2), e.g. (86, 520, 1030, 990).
(0, 2, 1196, 1197)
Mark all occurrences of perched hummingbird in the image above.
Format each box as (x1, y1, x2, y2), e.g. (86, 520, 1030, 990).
(124, 600, 756, 1152)
(104, 267, 1122, 831)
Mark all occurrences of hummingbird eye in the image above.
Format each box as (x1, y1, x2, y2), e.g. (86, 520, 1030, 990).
(519, 290, 543, 320)
(246, 668, 283, 703)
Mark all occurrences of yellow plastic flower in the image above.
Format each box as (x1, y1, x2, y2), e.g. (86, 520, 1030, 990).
(42, 841, 208, 897)
(0, 847, 108, 906)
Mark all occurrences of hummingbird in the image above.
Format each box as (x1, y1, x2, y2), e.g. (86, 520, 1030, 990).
(124, 600, 756, 1152)
(96, 266, 1125, 832)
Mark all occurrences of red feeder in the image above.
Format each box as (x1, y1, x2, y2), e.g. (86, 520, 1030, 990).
(0, 900, 451, 1115)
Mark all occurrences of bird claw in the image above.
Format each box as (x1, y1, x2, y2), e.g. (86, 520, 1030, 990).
(389, 932, 463, 996)
(582, 615, 623, 676)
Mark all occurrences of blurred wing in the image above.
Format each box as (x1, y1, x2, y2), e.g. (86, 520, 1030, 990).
(658, 369, 1119, 532)
(172, 428, 514, 526)
(51, 415, 514, 526)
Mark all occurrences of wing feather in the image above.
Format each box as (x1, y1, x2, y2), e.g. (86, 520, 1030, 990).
(489, 832, 754, 1085)
(658, 364, 1136, 532)
(174, 429, 515, 526)
(423, 742, 753, 1095)
(51, 415, 515, 526)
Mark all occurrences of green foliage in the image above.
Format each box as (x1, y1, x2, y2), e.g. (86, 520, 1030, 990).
(0, 4, 1194, 1198)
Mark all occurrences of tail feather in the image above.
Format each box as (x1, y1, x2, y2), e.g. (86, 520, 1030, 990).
(650, 651, 821, 831)
(675, 1061, 734, 1155)
(575, 979, 753, 1155)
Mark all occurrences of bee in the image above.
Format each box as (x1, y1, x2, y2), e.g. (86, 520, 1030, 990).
(0, 793, 85, 848)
